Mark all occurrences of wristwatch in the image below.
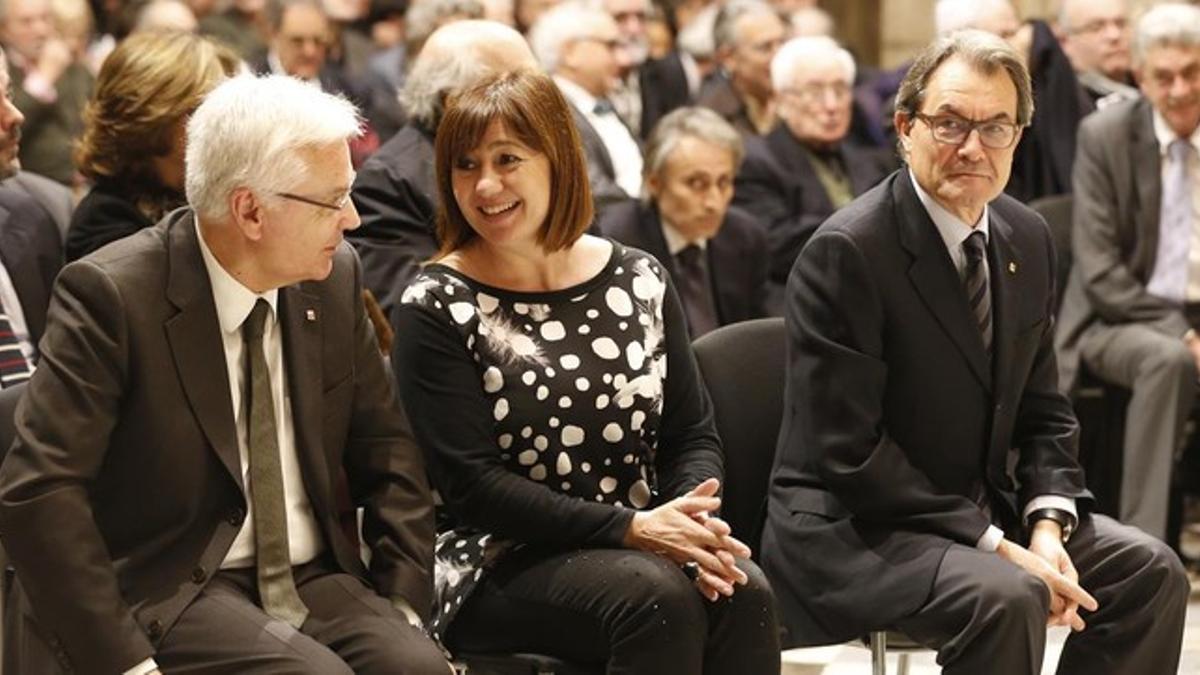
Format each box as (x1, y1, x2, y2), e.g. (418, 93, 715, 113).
(1029, 507, 1076, 543)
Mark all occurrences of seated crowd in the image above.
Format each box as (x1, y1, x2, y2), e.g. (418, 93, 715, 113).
(0, 0, 1193, 673)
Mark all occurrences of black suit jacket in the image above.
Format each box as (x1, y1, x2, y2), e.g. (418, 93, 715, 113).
(638, 51, 692, 140)
(0, 185, 63, 346)
(734, 124, 892, 288)
(65, 181, 156, 262)
(597, 199, 768, 324)
(0, 210, 434, 674)
(761, 171, 1089, 646)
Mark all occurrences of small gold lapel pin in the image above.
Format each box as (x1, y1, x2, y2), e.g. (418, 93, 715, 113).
(305, 309, 317, 322)
(1007, 262, 1017, 274)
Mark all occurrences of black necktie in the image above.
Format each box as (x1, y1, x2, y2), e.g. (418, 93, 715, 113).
(244, 299, 309, 628)
(0, 297, 31, 387)
(962, 231, 992, 355)
(676, 245, 720, 338)
(593, 98, 616, 116)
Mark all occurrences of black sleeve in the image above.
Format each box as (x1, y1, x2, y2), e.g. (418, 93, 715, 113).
(392, 303, 635, 548)
(653, 268, 724, 502)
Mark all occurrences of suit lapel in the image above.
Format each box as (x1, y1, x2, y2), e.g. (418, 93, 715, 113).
(986, 211, 1021, 464)
(894, 176, 993, 390)
(279, 285, 333, 519)
(0, 199, 39, 339)
(1132, 102, 1163, 273)
(164, 214, 243, 488)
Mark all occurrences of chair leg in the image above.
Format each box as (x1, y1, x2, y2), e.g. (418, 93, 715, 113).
(869, 630, 888, 675)
(897, 652, 910, 675)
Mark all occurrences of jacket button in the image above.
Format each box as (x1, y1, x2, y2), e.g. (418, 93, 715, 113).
(147, 619, 163, 641)
(191, 566, 207, 584)
(226, 507, 245, 526)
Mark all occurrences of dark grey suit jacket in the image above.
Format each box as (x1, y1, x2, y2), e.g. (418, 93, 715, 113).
(762, 171, 1089, 646)
(0, 184, 63, 347)
(1055, 98, 1178, 390)
(0, 210, 434, 674)
(567, 101, 632, 211)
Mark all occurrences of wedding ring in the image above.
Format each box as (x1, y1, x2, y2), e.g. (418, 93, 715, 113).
(681, 561, 700, 581)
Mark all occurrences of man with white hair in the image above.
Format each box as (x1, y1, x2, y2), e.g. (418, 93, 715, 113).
(697, 0, 785, 136)
(1057, 3, 1200, 544)
(350, 19, 538, 317)
(1055, 0, 1138, 106)
(734, 36, 890, 311)
(0, 73, 447, 675)
(530, 2, 643, 201)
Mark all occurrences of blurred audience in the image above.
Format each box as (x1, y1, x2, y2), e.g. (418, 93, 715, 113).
(788, 5, 831, 38)
(698, 0, 785, 136)
(1054, 0, 1138, 108)
(199, 0, 269, 61)
(600, 106, 767, 336)
(349, 19, 536, 316)
(67, 31, 238, 260)
(134, 0, 199, 32)
(513, 0, 557, 33)
(1056, 3, 1200, 542)
(734, 36, 891, 313)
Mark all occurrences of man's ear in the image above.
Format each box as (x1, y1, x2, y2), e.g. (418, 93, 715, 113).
(645, 172, 661, 200)
(894, 111, 912, 153)
(229, 187, 266, 242)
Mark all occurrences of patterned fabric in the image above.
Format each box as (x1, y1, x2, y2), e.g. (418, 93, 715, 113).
(0, 298, 31, 388)
(400, 244, 672, 636)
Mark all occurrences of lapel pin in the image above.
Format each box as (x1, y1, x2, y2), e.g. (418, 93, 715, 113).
(1007, 262, 1017, 274)
(305, 309, 317, 322)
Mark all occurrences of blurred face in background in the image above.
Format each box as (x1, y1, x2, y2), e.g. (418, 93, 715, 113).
(1138, 43, 1200, 139)
(1058, 0, 1130, 80)
(726, 11, 785, 100)
(274, 3, 330, 80)
(560, 18, 621, 97)
(0, 53, 25, 179)
(1, 0, 55, 64)
(648, 135, 735, 242)
(604, 0, 648, 71)
(777, 50, 852, 148)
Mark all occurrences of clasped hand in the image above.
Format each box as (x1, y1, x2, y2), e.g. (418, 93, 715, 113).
(622, 477, 751, 601)
(997, 525, 1099, 632)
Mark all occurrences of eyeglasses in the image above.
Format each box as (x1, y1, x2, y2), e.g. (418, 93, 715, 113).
(784, 82, 852, 104)
(274, 190, 352, 212)
(913, 113, 1023, 149)
(1069, 17, 1128, 36)
(579, 36, 621, 51)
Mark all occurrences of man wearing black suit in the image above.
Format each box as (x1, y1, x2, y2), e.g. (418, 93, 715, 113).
(762, 30, 1187, 674)
(349, 21, 537, 318)
(734, 36, 891, 313)
(599, 107, 767, 336)
(0, 74, 447, 675)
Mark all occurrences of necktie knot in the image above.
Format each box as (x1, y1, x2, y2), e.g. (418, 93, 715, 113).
(677, 244, 703, 267)
(1170, 138, 1193, 164)
(963, 230, 987, 266)
(593, 98, 615, 116)
(243, 299, 270, 341)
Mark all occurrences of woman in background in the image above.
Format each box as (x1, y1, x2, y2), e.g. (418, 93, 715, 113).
(393, 70, 780, 674)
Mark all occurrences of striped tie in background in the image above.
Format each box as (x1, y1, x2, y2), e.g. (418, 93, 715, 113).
(0, 304, 31, 387)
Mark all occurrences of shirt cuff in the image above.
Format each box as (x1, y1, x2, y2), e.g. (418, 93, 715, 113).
(975, 524, 1005, 552)
(21, 73, 57, 104)
(1022, 495, 1077, 525)
(391, 597, 422, 628)
(123, 657, 158, 675)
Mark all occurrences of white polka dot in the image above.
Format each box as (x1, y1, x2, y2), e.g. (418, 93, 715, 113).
(513, 302, 530, 315)
(592, 338, 620, 359)
(530, 465, 547, 481)
(575, 377, 590, 391)
(605, 287, 633, 316)
(558, 396, 572, 408)
(632, 274, 659, 300)
(623, 454, 634, 463)
(561, 481, 571, 490)
(549, 416, 560, 427)
(498, 434, 513, 449)
(556, 452, 572, 475)
(534, 435, 549, 451)
(449, 303, 475, 325)
(444, 284, 456, 295)
(476, 293, 499, 313)
(537, 385, 549, 400)
(629, 480, 651, 508)
(602, 374, 613, 384)
(604, 458, 612, 466)
(511, 334, 537, 357)
(561, 426, 585, 447)
(595, 394, 610, 408)
(524, 324, 533, 332)
(560, 354, 581, 370)
(522, 371, 537, 385)
(521, 426, 533, 438)
(618, 321, 628, 330)
(540, 321, 566, 341)
(466, 335, 475, 349)
(599, 477, 618, 493)
(545, 367, 557, 377)
(626, 342, 645, 370)
(603, 423, 624, 442)
(613, 373, 627, 388)
(518, 450, 538, 465)
(617, 395, 635, 409)
(493, 398, 509, 420)
(578, 325, 591, 335)
(586, 309, 600, 319)
(581, 462, 592, 473)
(483, 366, 503, 393)
(631, 411, 646, 430)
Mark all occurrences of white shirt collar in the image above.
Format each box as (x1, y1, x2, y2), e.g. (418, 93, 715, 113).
(195, 218, 279, 336)
(659, 213, 707, 256)
(554, 75, 601, 114)
(1151, 109, 1200, 157)
(909, 169, 990, 255)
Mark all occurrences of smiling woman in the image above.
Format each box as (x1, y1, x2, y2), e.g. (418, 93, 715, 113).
(391, 70, 782, 673)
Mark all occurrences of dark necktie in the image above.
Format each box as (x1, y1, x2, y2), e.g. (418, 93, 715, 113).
(593, 98, 616, 116)
(676, 245, 720, 338)
(243, 299, 309, 629)
(0, 298, 31, 387)
(962, 231, 992, 355)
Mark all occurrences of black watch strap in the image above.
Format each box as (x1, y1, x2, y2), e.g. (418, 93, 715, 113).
(1028, 507, 1076, 543)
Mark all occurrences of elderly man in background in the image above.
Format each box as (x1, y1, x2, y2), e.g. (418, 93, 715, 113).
(599, 106, 768, 337)
(697, 0, 785, 136)
(0, 73, 447, 675)
(349, 20, 536, 318)
(1056, 3, 1200, 543)
(734, 36, 890, 313)
(1054, 0, 1137, 107)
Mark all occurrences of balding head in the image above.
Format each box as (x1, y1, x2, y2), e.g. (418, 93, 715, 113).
(935, 0, 1018, 39)
(401, 20, 537, 129)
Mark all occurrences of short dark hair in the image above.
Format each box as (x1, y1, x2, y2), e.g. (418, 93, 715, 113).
(434, 70, 593, 256)
(895, 28, 1034, 127)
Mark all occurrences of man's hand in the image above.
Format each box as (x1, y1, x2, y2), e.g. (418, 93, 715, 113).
(1184, 329, 1200, 374)
(622, 477, 750, 600)
(34, 38, 71, 85)
(997, 536, 1098, 631)
(1027, 521, 1085, 630)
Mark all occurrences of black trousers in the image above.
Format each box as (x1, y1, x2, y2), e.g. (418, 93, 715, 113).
(894, 514, 1188, 675)
(448, 547, 781, 675)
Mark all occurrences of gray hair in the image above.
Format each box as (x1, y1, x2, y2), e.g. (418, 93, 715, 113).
(266, 0, 325, 32)
(400, 19, 536, 129)
(404, 0, 484, 57)
(676, 3, 717, 60)
(528, 3, 616, 74)
(1056, 0, 1127, 34)
(185, 73, 362, 221)
(770, 35, 854, 92)
(895, 28, 1033, 127)
(1132, 3, 1200, 68)
(713, 0, 777, 52)
(643, 106, 744, 191)
(934, 0, 1013, 36)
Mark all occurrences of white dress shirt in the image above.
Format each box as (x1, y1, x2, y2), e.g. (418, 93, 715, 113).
(0, 261, 35, 364)
(1147, 111, 1200, 301)
(910, 171, 1076, 552)
(554, 76, 644, 198)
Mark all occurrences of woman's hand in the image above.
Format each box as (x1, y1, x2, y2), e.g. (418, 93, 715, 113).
(622, 477, 751, 600)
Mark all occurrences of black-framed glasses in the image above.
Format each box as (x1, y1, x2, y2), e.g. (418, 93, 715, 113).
(913, 113, 1023, 149)
(274, 190, 352, 212)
